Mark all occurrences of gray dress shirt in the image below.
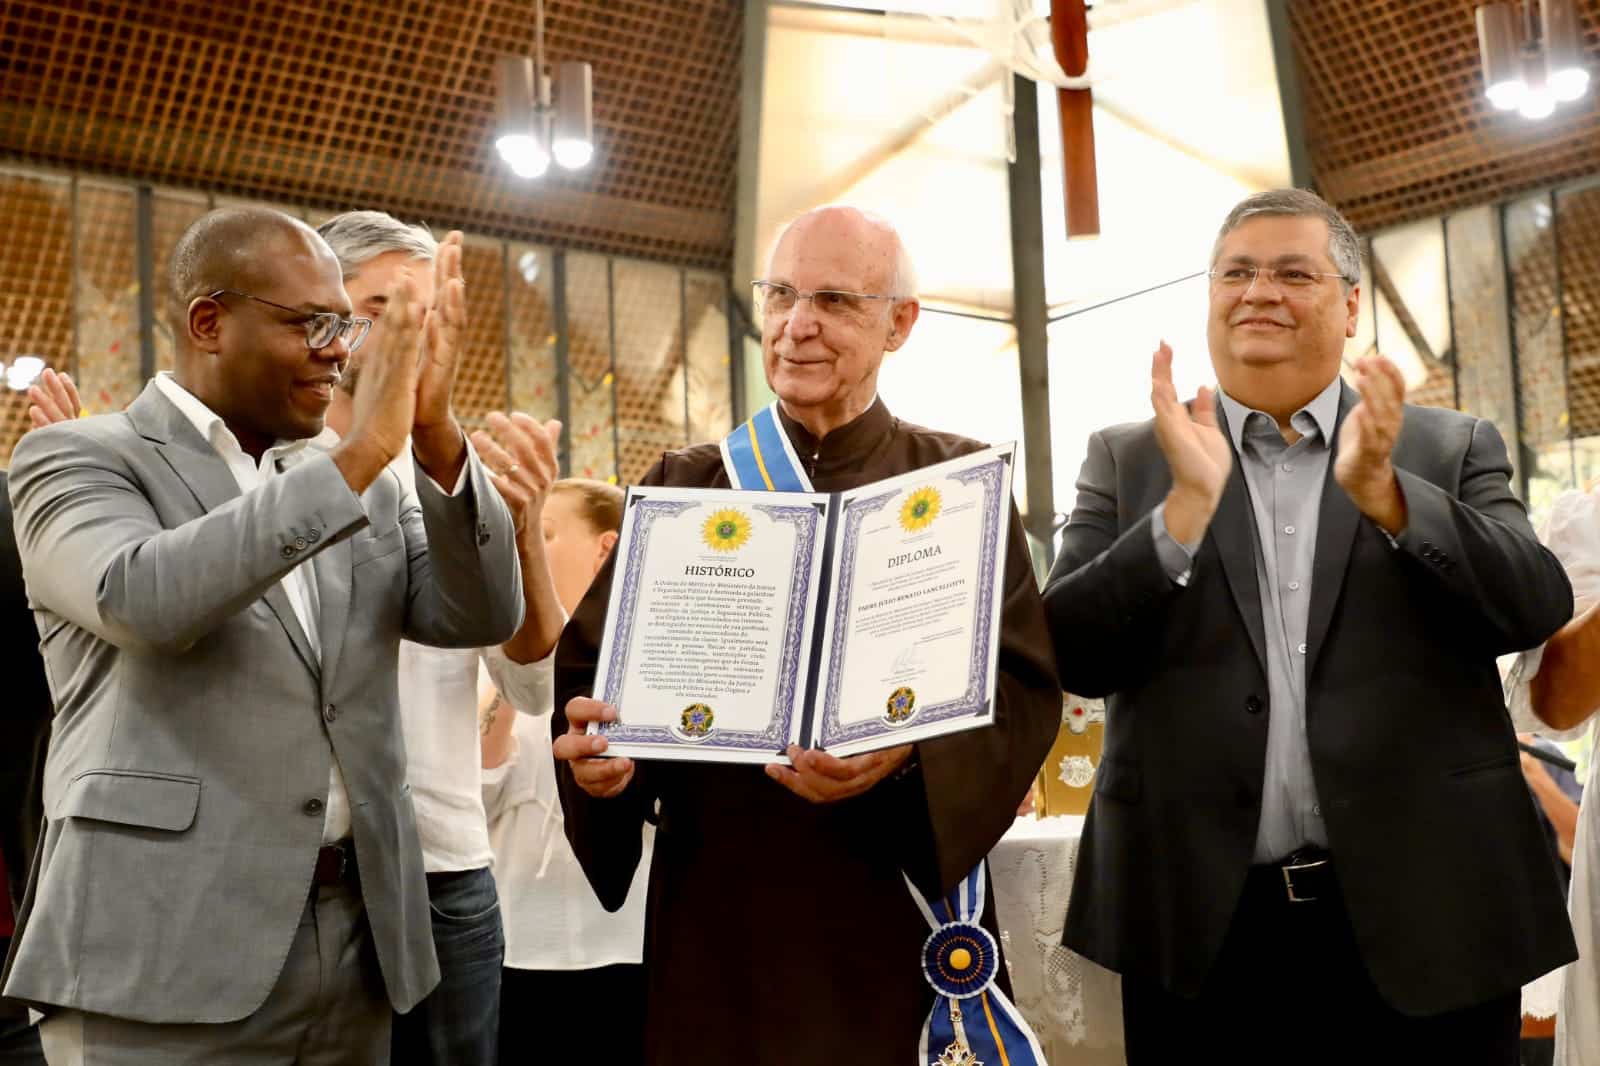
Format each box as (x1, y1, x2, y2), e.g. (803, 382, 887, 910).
(1152, 376, 1343, 862)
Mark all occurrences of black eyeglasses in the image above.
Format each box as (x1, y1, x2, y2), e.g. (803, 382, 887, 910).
(208, 289, 373, 352)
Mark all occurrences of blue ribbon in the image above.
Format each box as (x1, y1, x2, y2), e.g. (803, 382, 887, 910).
(719, 403, 812, 493)
(907, 865, 1045, 1065)
(719, 413, 1043, 1066)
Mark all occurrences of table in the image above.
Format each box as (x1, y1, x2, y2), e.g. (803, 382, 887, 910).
(989, 815, 1125, 1065)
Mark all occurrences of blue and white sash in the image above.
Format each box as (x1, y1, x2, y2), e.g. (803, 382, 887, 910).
(719, 405, 1045, 1066)
(719, 402, 814, 493)
(908, 866, 1046, 1066)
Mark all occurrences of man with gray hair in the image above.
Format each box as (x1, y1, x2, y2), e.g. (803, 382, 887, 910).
(550, 205, 1061, 1063)
(314, 210, 567, 1066)
(1044, 188, 1577, 1059)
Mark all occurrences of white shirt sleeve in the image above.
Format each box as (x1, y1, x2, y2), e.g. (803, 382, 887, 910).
(1506, 489, 1599, 740)
(482, 642, 558, 719)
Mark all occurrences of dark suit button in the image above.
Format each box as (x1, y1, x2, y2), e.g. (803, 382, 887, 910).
(1245, 695, 1263, 715)
(303, 797, 325, 816)
(1421, 541, 1436, 552)
(477, 531, 491, 546)
(323, 703, 337, 723)
(307, 529, 321, 543)
(293, 536, 308, 550)
(281, 544, 296, 558)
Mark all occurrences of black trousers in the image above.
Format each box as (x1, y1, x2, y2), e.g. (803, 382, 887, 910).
(499, 964, 644, 1066)
(1122, 861, 1521, 1065)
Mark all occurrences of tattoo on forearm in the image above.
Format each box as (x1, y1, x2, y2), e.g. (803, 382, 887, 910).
(480, 693, 503, 737)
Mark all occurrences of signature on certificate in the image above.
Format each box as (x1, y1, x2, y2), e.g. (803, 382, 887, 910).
(891, 642, 925, 674)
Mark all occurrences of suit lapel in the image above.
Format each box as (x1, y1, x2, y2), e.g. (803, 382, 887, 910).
(130, 382, 321, 679)
(1210, 458, 1269, 674)
(260, 584, 321, 681)
(1304, 383, 1361, 680)
(311, 536, 352, 691)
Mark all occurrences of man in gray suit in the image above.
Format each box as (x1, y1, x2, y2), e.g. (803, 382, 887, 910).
(0, 205, 525, 1063)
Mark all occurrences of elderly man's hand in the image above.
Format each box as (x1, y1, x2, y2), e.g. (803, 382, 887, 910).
(1334, 354, 1408, 534)
(765, 744, 913, 804)
(27, 369, 83, 428)
(553, 697, 636, 799)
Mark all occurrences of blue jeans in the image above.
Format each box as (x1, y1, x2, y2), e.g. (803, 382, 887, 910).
(390, 867, 504, 1066)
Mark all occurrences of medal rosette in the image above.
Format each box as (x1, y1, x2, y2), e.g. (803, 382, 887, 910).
(908, 866, 1045, 1066)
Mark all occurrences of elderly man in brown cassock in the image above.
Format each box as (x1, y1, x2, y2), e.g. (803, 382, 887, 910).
(550, 205, 1060, 1064)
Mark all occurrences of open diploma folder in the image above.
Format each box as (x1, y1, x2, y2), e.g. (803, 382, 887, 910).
(588, 444, 1014, 764)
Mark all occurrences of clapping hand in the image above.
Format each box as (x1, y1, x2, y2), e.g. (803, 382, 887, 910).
(1334, 354, 1407, 533)
(470, 413, 562, 541)
(409, 231, 469, 486)
(1150, 342, 1232, 544)
(332, 272, 426, 491)
(27, 368, 82, 428)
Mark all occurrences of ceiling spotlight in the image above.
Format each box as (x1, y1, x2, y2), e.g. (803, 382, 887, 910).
(553, 62, 594, 170)
(1543, 0, 1592, 102)
(495, 56, 550, 178)
(1478, 4, 1527, 110)
(493, 0, 595, 179)
(1477, 0, 1591, 119)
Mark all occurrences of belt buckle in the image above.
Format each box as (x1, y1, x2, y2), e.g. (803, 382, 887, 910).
(1281, 857, 1326, 903)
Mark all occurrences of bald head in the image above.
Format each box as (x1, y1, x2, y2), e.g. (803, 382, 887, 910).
(163, 205, 354, 459)
(766, 206, 918, 300)
(759, 204, 921, 440)
(166, 206, 339, 344)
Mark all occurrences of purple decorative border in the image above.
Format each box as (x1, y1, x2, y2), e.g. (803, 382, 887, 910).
(600, 498, 819, 753)
(816, 458, 1006, 747)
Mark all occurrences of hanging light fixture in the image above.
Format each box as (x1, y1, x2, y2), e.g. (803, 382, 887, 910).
(1477, 4, 1526, 110)
(1476, 0, 1591, 119)
(494, 0, 595, 179)
(552, 61, 594, 170)
(1544, 0, 1592, 101)
(495, 55, 550, 179)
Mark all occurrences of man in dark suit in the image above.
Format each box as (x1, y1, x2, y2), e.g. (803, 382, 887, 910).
(1, 466, 50, 1064)
(1044, 188, 1576, 1062)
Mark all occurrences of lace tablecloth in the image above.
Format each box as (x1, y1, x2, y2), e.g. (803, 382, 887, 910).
(990, 815, 1126, 1065)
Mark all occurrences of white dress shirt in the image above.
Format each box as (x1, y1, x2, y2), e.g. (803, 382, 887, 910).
(153, 373, 352, 842)
(480, 651, 653, 970)
(385, 436, 555, 871)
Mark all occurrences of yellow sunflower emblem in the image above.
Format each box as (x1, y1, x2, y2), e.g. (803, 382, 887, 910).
(899, 487, 942, 533)
(702, 509, 752, 552)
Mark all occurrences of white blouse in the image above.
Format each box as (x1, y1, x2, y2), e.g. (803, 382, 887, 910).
(1505, 488, 1600, 1065)
(480, 652, 653, 970)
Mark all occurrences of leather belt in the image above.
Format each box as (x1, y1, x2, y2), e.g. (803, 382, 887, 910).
(313, 839, 359, 890)
(1247, 847, 1335, 905)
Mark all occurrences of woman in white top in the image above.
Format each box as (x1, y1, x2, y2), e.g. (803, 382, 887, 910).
(1506, 487, 1600, 1066)
(479, 479, 652, 1065)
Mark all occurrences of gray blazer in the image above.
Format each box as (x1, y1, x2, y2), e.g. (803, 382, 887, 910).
(0, 382, 524, 1024)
